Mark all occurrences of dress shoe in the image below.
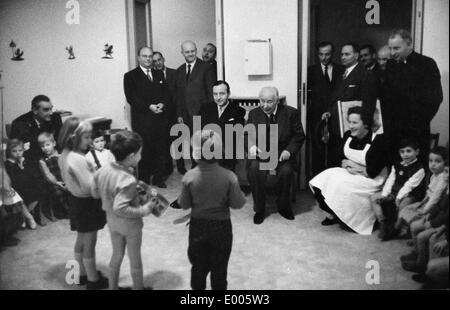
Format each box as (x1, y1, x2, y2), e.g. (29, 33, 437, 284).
(253, 213, 265, 225)
(412, 273, 427, 283)
(3, 237, 20, 247)
(401, 260, 425, 273)
(400, 251, 418, 262)
(279, 210, 295, 220)
(321, 217, 339, 226)
(152, 181, 167, 189)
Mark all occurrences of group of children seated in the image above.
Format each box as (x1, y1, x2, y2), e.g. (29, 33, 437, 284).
(371, 139, 448, 289)
(1, 120, 448, 290)
(0, 129, 114, 250)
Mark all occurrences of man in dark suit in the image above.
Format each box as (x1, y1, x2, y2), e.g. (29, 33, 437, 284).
(385, 29, 443, 166)
(202, 43, 217, 78)
(323, 42, 377, 167)
(307, 42, 343, 175)
(246, 87, 305, 224)
(152, 51, 187, 176)
(10, 95, 62, 164)
(124, 46, 171, 187)
(176, 40, 216, 170)
(199, 80, 245, 171)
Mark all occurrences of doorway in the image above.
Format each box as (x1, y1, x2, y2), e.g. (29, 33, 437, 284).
(302, 0, 415, 182)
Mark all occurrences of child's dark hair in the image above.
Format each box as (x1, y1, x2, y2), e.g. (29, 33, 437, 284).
(399, 137, 419, 150)
(92, 129, 105, 140)
(430, 146, 449, 165)
(110, 130, 143, 161)
(5, 139, 24, 158)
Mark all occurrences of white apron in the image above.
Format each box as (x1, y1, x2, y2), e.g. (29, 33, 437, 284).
(309, 133, 387, 235)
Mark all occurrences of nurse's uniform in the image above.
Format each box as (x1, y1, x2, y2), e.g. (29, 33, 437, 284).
(310, 131, 388, 235)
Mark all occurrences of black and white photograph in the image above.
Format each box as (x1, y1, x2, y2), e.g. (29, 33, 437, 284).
(0, 0, 448, 295)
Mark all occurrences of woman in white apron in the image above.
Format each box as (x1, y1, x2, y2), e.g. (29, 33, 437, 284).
(309, 106, 389, 235)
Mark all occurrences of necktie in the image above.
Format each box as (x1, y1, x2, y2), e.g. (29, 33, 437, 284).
(146, 69, 152, 82)
(324, 65, 331, 84)
(343, 69, 349, 80)
(186, 64, 191, 81)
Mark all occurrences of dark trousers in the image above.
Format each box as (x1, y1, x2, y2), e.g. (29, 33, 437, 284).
(188, 218, 232, 290)
(327, 134, 342, 168)
(138, 134, 168, 183)
(247, 159, 293, 214)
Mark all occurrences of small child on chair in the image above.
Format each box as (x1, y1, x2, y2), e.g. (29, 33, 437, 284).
(86, 129, 115, 170)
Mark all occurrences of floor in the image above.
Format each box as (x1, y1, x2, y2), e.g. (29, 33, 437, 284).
(0, 170, 421, 290)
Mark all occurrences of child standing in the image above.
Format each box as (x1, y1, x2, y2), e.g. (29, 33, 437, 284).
(178, 130, 246, 290)
(371, 138, 425, 240)
(86, 130, 115, 170)
(4, 139, 42, 228)
(58, 117, 108, 290)
(91, 130, 158, 290)
(38, 132, 68, 220)
(392, 147, 449, 239)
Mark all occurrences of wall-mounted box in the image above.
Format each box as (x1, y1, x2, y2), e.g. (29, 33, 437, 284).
(244, 40, 272, 75)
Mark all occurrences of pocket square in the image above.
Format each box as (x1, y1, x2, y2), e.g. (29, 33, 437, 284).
(348, 85, 357, 88)
(228, 118, 235, 121)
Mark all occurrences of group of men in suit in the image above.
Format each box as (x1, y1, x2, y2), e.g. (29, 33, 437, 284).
(307, 29, 443, 176)
(124, 41, 218, 187)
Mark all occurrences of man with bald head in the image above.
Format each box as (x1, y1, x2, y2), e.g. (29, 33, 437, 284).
(377, 45, 391, 71)
(246, 87, 305, 224)
(176, 40, 216, 170)
(385, 29, 443, 166)
(124, 46, 171, 187)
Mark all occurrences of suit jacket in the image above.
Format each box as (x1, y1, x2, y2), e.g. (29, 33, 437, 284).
(328, 62, 377, 134)
(246, 104, 305, 166)
(307, 62, 344, 129)
(163, 67, 178, 125)
(10, 111, 62, 163)
(384, 51, 443, 130)
(123, 67, 171, 138)
(200, 101, 246, 161)
(176, 59, 216, 125)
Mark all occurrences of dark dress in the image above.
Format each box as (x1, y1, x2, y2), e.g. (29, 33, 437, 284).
(5, 159, 43, 205)
(41, 156, 68, 219)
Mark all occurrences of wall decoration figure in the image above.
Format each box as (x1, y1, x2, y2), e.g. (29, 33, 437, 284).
(9, 40, 24, 61)
(102, 43, 113, 59)
(66, 46, 75, 59)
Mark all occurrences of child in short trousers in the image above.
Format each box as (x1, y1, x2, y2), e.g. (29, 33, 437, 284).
(38, 132, 68, 220)
(393, 147, 448, 239)
(91, 130, 159, 290)
(371, 138, 425, 240)
(178, 130, 246, 290)
(86, 129, 115, 170)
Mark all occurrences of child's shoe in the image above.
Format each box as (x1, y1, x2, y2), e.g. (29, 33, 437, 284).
(401, 260, 425, 273)
(3, 236, 20, 247)
(86, 272, 108, 290)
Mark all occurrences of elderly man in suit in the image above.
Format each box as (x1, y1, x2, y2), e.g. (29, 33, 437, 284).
(385, 29, 443, 166)
(10, 95, 62, 164)
(199, 80, 245, 171)
(152, 51, 187, 176)
(124, 46, 171, 187)
(307, 42, 343, 175)
(247, 87, 305, 224)
(176, 40, 216, 170)
(322, 42, 377, 167)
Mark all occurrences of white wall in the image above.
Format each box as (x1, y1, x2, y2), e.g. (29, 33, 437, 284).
(424, 0, 449, 146)
(223, 0, 298, 109)
(0, 0, 130, 129)
(150, 0, 216, 70)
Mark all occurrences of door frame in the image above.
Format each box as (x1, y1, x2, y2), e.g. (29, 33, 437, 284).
(125, 0, 151, 70)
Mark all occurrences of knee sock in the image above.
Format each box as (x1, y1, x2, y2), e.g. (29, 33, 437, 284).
(74, 252, 86, 277)
(130, 267, 144, 290)
(83, 257, 99, 282)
